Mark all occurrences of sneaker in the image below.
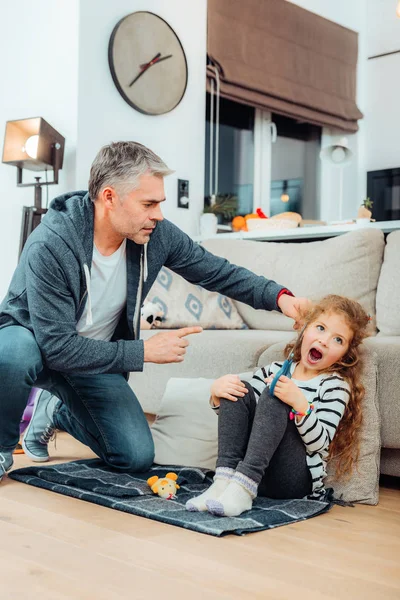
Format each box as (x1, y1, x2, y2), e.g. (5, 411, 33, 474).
(0, 451, 13, 482)
(22, 390, 59, 462)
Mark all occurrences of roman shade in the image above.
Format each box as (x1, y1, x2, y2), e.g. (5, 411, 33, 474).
(207, 0, 363, 132)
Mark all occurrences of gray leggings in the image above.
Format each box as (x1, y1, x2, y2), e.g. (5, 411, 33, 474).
(216, 384, 312, 499)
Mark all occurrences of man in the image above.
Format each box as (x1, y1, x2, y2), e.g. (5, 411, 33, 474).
(0, 141, 309, 482)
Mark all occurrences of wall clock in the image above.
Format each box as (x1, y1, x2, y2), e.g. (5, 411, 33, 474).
(108, 11, 188, 115)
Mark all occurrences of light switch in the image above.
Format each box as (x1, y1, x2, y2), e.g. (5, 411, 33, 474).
(177, 179, 189, 209)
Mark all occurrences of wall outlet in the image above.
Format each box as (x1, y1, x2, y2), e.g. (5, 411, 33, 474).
(177, 179, 189, 209)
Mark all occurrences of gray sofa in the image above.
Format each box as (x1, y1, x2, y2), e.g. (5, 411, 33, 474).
(129, 228, 400, 478)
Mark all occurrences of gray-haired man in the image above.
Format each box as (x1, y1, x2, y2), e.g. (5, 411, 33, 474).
(0, 141, 309, 482)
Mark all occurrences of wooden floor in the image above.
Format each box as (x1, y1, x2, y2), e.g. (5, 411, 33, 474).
(1, 433, 399, 600)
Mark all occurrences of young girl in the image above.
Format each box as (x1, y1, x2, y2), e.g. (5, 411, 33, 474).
(186, 295, 370, 517)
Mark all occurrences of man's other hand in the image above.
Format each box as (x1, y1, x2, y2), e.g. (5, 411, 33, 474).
(143, 326, 203, 364)
(277, 294, 312, 330)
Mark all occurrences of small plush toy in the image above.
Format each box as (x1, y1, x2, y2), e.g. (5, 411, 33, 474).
(140, 301, 164, 330)
(147, 472, 180, 500)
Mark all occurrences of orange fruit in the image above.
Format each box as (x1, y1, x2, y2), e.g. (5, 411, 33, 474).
(231, 215, 246, 232)
(244, 213, 259, 220)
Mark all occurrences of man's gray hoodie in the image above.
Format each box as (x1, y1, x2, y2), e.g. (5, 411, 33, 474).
(0, 191, 286, 375)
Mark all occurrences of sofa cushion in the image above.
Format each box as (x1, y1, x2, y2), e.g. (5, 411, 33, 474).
(257, 343, 380, 505)
(376, 230, 400, 335)
(133, 329, 295, 414)
(151, 377, 218, 469)
(145, 266, 247, 329)
(151, 372, 254, 470)
(380, 448, 400, 477)
(203, 229, 385, 331)
(365, 336, 400, 448)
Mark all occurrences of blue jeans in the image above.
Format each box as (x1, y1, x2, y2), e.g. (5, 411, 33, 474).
(0, 326, 154, 471)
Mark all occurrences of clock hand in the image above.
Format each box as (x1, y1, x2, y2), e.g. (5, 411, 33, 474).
(128, 54, 173, 87)
(128, 52, 161, 87)
(139, 52, 161, 70)
(150, 54, 173, 66)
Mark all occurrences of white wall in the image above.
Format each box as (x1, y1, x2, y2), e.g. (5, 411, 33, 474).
(76, 0, 207, 237)
(0, 0, 206, 300)
(364, 0, 400, 172)
(0, 0, 79, 300)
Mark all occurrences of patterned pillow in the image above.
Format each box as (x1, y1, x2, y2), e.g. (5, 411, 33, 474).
(145, 267, 248, 330)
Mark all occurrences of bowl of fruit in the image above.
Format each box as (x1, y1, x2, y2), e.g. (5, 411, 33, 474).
(246, 211, 301, 232)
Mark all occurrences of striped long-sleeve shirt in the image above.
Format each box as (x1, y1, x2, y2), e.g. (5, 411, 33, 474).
(248, 362, 351, 499)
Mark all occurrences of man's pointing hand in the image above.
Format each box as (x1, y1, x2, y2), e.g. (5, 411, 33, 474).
(143, 326, 203, 364)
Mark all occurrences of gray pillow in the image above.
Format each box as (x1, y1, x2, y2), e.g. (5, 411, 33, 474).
(376, 230, 400, 335)
(151, 377, 218, 470)
(151, 372, 254, 470)
(203, 228, 384, 331)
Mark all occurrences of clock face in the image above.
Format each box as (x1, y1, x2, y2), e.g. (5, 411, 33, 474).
(108, 11, 188, 115)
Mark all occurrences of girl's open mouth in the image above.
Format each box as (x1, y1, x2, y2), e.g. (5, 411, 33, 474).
(308, 348, 323, 364)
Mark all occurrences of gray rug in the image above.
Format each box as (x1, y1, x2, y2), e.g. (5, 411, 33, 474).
(9, 460, 333, 536)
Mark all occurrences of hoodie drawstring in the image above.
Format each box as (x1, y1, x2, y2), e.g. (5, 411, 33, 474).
(83, 263, 93, 326)
(143, 242, 148, 283)
(133, 248, 146, 339)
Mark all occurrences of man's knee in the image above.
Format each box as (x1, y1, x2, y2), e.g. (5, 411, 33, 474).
(105, 436, 155, 472)
(0, 327, 42, 379)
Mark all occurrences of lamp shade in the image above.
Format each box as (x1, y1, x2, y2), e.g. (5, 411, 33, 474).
(2, 117, 65, 172)
(319, 137, 353, 167)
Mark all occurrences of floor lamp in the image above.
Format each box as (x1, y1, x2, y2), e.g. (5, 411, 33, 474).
(319, 137, 353, 221)
(2, 117, 65, 257)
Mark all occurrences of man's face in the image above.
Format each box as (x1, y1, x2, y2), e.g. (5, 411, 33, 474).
(108, 173, 165, 244)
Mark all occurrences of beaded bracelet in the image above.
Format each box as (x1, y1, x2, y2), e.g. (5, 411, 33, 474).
(289, 402, 314, 421)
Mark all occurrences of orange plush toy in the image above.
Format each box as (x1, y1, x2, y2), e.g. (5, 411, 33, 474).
(147, 473, 180, 500)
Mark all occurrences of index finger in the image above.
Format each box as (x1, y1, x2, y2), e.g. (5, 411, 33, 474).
(176, 326, 203, 338)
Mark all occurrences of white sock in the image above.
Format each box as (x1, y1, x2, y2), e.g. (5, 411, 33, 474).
(206, 477, 256, 517)
(185, 468, 234, 512)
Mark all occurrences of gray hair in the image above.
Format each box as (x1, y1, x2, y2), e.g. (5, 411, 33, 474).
(88, 141, 174, 201)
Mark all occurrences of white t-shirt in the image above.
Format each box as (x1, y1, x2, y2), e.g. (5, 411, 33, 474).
(77, 239, 127, 341)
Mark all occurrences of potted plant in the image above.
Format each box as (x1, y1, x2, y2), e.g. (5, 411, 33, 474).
(357, 197, 373, 220)
(200, 194, 238, 237)
(203, 193, 238, 222)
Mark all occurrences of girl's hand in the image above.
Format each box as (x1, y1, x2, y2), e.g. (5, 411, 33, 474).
(270, 376, 309, 413)
(211, 375, 248, 405)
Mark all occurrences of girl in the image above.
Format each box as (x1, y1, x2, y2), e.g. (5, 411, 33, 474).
(186, 295, 370, 517)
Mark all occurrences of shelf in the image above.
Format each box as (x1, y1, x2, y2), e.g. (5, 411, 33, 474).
(192, 221, 400, 243)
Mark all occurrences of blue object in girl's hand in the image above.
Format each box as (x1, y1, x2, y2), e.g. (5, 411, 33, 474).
(269, 357, 294, 396)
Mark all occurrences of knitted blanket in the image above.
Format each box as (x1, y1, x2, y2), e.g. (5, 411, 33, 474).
(9, 460, 333, 536)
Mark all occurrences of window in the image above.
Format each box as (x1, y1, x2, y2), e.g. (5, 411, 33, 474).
(205, 95, 255, 216)
(269, 114, 321, 219)
(205, 98, 321, 221)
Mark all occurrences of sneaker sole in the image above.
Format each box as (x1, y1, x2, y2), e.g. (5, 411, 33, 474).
(0, 462, 13, 482)
(21, 438, 49, 462)
(22, 392, 50, 463)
